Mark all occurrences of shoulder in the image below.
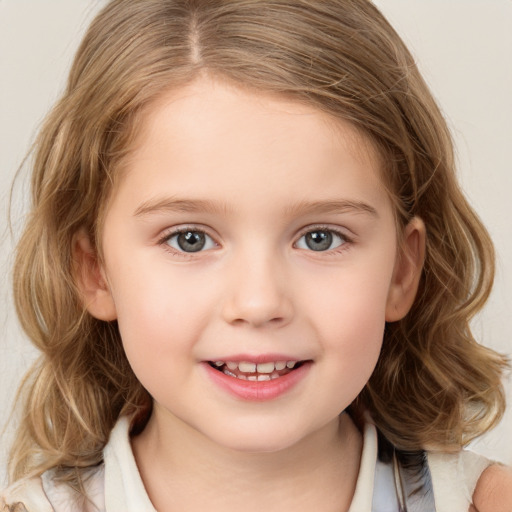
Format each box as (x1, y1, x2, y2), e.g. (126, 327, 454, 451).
(0, 464, 105, 512)
(471, 464, 512, 512)
(427, 448, 493, 511)
(0, 476, 52, 512)
(428, 448, 512, 512)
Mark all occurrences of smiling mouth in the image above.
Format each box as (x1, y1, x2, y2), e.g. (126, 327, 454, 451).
(207, 360, 307, 381)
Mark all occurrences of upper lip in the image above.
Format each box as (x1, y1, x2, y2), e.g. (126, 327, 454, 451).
(205, 354, 307, 364)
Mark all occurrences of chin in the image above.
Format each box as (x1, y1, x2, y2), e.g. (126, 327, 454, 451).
(205, 422, 312, 454)
(221, 437, 299, 454)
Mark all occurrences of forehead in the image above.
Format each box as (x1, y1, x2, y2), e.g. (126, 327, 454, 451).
(130, 76, 380, 155)
(107, 76, 391, 220)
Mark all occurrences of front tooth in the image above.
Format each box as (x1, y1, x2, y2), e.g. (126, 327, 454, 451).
(286, 361, 297, 369)
(226, 361, 238, 370)
(271, 372, 280, 380)
(257, 362, 275, 374)
(239, 362, 256, 373)
(275, 361, 287, 371)
(248, 375, 257, 381)
(237, 374, 247, 380)
(257, 375, 271, 381)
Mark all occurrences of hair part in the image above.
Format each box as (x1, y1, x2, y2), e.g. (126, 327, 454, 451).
(9, 0, 508, 481)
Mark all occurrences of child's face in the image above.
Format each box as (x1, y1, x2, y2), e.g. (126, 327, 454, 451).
(87, 77, 421, 453)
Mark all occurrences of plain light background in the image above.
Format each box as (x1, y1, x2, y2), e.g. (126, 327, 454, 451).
(1, 0, 511, 487)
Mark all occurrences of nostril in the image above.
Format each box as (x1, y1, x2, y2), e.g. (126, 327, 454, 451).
(221, 278, 294, 328)
(229, 315, 289, 328)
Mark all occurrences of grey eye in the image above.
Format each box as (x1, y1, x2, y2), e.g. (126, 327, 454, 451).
(166, 231, 215, 253)
(296, 230, 345, 251)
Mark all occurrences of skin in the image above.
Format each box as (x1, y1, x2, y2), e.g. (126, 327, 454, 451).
(76, 75, 432, 511)
(471, 465, 512, 512)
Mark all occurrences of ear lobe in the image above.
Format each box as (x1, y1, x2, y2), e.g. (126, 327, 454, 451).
(72, 229, 117, 321)
(385, 217, 426, 322)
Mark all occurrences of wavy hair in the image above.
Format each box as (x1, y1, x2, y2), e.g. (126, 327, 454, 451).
(9, 0, 508, 481)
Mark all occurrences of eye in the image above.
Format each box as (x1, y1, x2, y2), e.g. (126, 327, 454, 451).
(295, 229, 346, 252)
(164, 229, 216, 253)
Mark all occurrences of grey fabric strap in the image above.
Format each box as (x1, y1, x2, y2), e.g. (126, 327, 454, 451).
(394, 451, 436, 511)
(372, 429, 436, 512)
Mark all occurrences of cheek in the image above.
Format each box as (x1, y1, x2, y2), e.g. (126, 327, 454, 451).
(321, 289, 385, 374)
(110, 251, 213, 328)
(314, 290, 386, 410)
(308, 257, 394, 337)
(112, 283, 200, 405)
(106, 258, 216, 381)
(304, 253, 395, 381)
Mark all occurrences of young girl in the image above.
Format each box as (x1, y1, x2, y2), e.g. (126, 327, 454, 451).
(2, 0, 511, 510)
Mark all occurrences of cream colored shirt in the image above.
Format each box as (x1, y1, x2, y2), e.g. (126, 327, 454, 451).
(1, 417, 492, 511)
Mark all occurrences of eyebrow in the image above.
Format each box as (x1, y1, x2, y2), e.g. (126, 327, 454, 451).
(133, 197, 378, 218)
(134, 197, 231, 217)
(283, 199, 379, 218)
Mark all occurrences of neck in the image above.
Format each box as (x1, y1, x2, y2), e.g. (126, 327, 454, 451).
(132, 410, 363, 512)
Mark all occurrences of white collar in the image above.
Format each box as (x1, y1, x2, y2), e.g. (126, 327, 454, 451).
(103, 416, 380, 512)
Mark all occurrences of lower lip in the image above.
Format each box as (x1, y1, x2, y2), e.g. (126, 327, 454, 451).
(202, 362, 311, 401)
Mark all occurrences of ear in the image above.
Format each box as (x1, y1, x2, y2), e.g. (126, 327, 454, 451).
(385, 217, 426, 322)
(72, 229, 117, 321)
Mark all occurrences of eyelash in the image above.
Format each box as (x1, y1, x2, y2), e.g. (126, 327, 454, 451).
(294, 225, 352, 254)
(158, 227, 216, 257)
(158, 225, 353, 256)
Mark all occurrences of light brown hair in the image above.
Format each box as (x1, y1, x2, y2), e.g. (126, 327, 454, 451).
(9, 0, 508, 481)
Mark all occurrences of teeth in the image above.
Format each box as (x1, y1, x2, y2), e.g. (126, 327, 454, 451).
(238, 362, 257, 373)
(214, 359, 301, 378)
(257, 362, 275, 374)
(222, 371, 285, 381)
(236, 360, 298, 372)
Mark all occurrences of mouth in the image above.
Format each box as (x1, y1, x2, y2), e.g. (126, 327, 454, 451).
(207, 360, 307, 381)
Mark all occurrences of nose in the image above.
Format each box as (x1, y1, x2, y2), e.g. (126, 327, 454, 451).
(221, 248, 294, 328)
